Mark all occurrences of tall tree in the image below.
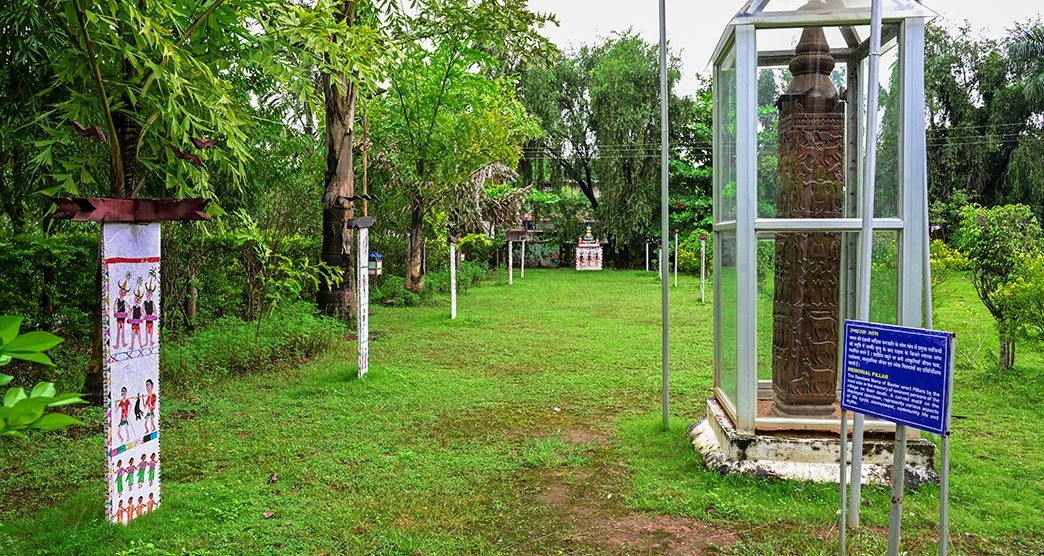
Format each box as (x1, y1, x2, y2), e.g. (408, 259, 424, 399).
(1008, 22, 1044, 110)
(519, 54, 600, 209)
(924, 23, 1035, 231)
(375, 0, 554, 292)
(319, 0, 361, 319)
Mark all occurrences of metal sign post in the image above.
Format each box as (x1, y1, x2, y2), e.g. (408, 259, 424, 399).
(850, 0, 885, 529)
(838, 320, 954, 556)
(658, 0, 670, 431)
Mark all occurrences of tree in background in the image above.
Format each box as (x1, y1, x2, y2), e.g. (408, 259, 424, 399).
(519, 53, 599, 209)
(518, 31, 701, 266)
(372, 0, 552, 292)
(953, 204, 1043, 370)
(924, 23, 1039, 233)
(1008, 22, 1044, 110)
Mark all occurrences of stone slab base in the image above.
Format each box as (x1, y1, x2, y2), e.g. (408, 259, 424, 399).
(688, 398, 938, 486)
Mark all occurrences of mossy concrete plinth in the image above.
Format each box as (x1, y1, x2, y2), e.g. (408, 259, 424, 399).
(688, 398, 938, 486)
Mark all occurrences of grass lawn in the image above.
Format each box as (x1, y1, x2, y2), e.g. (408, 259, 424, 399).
(1, 269, 1040, 555)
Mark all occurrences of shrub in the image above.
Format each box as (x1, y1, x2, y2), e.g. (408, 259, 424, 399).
(0, 233, 96, 342)
(161, 302, 345, 390)
(953, 204, 1044, 370)
(677, 229, 712, 275)
(994, 253, 1044, 354)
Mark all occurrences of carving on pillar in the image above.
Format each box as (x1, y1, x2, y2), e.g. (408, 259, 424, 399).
(771, 20, 845, 416)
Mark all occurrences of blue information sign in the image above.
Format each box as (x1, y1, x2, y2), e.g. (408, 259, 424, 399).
(841, 321, 954, 435)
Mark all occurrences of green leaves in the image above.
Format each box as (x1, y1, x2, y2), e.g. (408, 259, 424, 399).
(0, 381, 86, 439)
(0, 317, 63, 367)
(0, 317, 85, 439)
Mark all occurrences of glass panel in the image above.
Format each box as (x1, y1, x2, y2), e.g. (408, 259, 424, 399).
(716, 232, 739, 407)
(760, 0, 923, 13)
(756, 235, 777, 382)
(751, 227, 897, 388)
(757, 26, 854, 52)
(755, 230, 843, 416)
(755, 61, 848, 219)
(718, 46, 738, 223)
(867, 230, 899, 324)
(856, 35, 900, 218)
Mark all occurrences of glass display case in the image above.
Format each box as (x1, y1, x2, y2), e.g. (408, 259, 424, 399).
(711, 0, 934, 434)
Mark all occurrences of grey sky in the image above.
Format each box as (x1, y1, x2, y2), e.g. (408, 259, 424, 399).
(527, 1, 1043, 95)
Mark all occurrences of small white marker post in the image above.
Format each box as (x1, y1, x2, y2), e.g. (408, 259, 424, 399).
(658, 247, 663, 280)
(521, 238, 526, 279)
(700, 234, 707, 304)
(645, 242, 650, 272)
(673, 231, 678, 288)
(508, 240, 513, 285)
(449, 242, 457, 320)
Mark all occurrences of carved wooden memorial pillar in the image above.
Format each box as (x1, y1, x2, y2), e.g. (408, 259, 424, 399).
(771, 27, 845, 416)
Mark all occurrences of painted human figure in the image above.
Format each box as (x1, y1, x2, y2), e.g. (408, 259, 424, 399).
(116, 387, 134, 442)
(136, 496, 146, 518)
(126, 456, 136, 491)
(142, 379, 157, 434)
(127, 496, 136, 521)
(114, 459, 125, 495)
(114, 499, 126, 524)
(144, 269, 158, 346)
(146, 493, 156, 513)
(129, 278, 144, 351)
(148, 453, 158, 486)
(136, 455, 147, 486)
(114, 273, 131, 349)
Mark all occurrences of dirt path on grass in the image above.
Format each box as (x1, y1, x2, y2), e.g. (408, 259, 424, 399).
(524, 426, 738, 555)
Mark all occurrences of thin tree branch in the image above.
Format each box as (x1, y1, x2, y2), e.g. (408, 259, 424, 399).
(140, 0, 228, 97)
(72, 0, 124, 196)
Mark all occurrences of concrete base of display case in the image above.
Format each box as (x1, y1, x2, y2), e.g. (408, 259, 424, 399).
(688, 398, 938, 486)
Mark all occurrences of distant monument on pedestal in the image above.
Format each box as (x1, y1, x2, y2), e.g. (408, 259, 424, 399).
(575, 225, 603, 271)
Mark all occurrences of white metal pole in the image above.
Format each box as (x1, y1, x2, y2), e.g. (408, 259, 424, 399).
(659, 0, 670, 430)
(849, 0, 885, 530)
(658, 247, 663, 280)
(923, 124, 949, 556)
(701, 237, 706, 304)
(646, 242, 650, 272)
(674, 232, 679, 288)
(508, 240, 513, 285)
(521, 239, 526, 279)
(887, 425, 908, 556)
(450, 243, 457, 320)
(840, 408, 849, 556)
(940, 337, 955, 556)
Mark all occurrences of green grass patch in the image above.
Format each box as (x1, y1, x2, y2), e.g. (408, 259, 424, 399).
(0, 269, 1039, 555)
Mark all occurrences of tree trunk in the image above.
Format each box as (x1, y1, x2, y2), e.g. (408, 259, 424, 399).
(406, 195, 425, 292)
(83, 249, 104, 403)
(999, 325, 1016, 371)
(82, 100, 143, 404)
(317, 1, 359, 319)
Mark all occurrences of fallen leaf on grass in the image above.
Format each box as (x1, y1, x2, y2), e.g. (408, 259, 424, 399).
(268, 473, 280, 484)
(263, 510, 275, 519)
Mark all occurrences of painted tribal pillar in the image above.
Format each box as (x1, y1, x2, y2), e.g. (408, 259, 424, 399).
(103, 223, 163, 523)
(52, 197, 209, 525)
(771, 26, 845, 416)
